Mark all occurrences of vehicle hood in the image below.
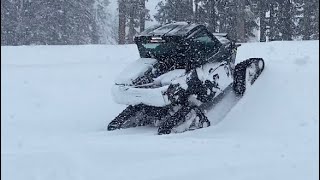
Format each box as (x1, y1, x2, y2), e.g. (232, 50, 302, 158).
(114, 58, 157, 85)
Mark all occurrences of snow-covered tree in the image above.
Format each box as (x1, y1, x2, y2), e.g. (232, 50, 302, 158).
(300, 0, 319, 40)
(118, 0, 150, 44)
(154, 0, 193, 24)
(154, 0, 258, 42)
(93, 0, 117, 44)
(1, 0, 117, 45)
(1, 0, 19, 45)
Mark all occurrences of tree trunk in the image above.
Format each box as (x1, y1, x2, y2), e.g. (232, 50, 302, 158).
(208, 0, 216, 32)
(259, 1, 267, 42)
(16, 0, 25, 45)
(281, 0, 292, 40)
(139, 0, 145, 32)
(175, 0, 180, 21)
(188, 0, 193, 22)
(315, 0, 319, 39)
(91, 19, 99, 44)
(118, 0, 126, 44)
(128, 5, 135, 44)
(236, 0, 245, 42)
(195, 0, 199, 22)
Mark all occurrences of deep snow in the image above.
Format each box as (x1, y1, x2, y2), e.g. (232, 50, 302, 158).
(1, 41, 319, 180)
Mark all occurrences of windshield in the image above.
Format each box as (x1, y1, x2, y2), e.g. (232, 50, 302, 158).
(138, 42, 180, 58)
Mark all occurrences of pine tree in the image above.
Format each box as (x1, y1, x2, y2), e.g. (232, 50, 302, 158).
(316, 0, 319, 39)
(1, 0, 101, 45)
(257, 0, 270, 42)
(235, 0, 246, 42)
(194, 0, 217, 32)
(280, 0, 294, 40)
(127, 0, 140, 43)
(192, 0, 259, 42)
(243, 4, 259, 42)
(269, 1, 283, 41)
(301, 0, 319, 40)
(118, 0, 149, 44)
(93, 0, 116, 44)
(215, 0, 258, 42)
(268, 0, 296, 41)
(118, 0, 126, 44)
(1, 0, 19, 45)
(291, 0, 304, 40)
(154, 0, 193, 24)
(139, 0, 146, 32)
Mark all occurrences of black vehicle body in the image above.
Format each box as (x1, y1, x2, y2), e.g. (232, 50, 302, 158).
(134, 22, 238, 74)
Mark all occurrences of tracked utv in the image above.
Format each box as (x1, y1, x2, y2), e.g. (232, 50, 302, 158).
(107, 22, 264, 135)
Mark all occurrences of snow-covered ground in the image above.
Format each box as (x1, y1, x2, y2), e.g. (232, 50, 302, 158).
(1, 41, 319, 180)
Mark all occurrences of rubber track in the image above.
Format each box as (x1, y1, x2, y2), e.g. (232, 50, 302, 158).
(233, 58, 264, 96)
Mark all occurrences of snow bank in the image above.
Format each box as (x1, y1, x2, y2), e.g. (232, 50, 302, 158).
(1, 40, 319, 180)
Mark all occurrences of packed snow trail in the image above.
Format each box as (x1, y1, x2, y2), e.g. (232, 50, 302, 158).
(1, 41, 319, 180)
